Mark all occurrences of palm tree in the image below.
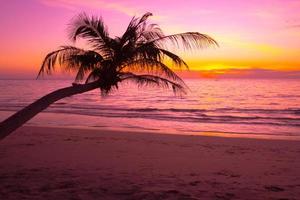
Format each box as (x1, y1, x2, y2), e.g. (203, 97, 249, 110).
(0, 12, 218, 140)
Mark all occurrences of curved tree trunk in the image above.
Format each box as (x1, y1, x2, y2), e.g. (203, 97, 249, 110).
(0, 81, 100, 140)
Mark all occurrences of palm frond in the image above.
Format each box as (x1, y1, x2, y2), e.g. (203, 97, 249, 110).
(128, 42, 162, 62)
(120, 72, 186, 94)
(38, 46, 103, 81)
(147, 32, 218, 50)
(138, 12, 153, 24)
(68, 12, 112, 58)
(120, 12, 153, 46)
(67, 51, 104, 82)
(38, 46, 85, 77)
(136, 23, 165, 43)
(119, 44, 188, 73)
(157, 48, 188, 69)
(120, 59, 186, 87)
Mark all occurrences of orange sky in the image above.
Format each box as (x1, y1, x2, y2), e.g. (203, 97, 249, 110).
(0, 0, 300, 79)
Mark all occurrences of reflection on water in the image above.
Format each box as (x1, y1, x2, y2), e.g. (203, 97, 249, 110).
(0, 79, 300, 137)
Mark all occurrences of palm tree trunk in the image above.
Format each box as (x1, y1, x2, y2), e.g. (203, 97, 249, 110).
(0, 81, 100, 140)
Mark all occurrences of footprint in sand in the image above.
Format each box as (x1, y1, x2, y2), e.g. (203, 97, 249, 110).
(214, 170, 241, 178)
(264, 185, 285, 192)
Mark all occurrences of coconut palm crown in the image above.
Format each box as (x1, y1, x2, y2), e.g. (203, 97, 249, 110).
(38, 12, 218, 95)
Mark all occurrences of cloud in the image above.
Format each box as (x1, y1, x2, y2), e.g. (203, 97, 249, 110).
(211, 68, 300, 79)
(38, 0, 140, 16)
(287, 24, 300, 29)
(38, 0, 166, 23)
(178, 68, 300, 79)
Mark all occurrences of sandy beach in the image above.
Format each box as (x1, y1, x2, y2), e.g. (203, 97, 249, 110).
(0, 126, 299, 200)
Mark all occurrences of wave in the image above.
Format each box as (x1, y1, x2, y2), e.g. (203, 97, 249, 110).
(2, 103, 300, 115)
(1, 103, 300, 128)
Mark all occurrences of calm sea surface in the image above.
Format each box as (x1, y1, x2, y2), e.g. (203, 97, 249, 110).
(0, 79, 300, 139)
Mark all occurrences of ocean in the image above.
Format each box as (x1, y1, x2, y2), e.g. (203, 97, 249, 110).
(0, 79, 300, 139)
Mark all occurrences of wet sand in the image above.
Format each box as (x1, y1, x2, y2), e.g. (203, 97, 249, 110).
(0, 126, 300, 200)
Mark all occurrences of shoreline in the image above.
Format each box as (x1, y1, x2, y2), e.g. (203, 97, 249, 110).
(23, 124, 300, 141)
(2, 110, 300, 141)
(1, 106, 300, 141)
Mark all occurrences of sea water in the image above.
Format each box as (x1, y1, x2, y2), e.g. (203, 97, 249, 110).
(0, 79, 299, 138)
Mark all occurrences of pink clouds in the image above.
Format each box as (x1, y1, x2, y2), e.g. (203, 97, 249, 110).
(39, 0, 140, 16)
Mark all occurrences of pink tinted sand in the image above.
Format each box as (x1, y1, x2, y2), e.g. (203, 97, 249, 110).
(0, 126, 300, 199)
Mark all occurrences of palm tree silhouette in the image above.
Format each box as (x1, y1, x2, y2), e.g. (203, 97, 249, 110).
(0, 12, 218, 140)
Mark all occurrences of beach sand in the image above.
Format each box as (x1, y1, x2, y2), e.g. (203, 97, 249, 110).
(0, 126, 300, 200)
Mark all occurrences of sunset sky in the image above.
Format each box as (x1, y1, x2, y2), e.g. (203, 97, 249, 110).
(0, 0, 300, 79)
